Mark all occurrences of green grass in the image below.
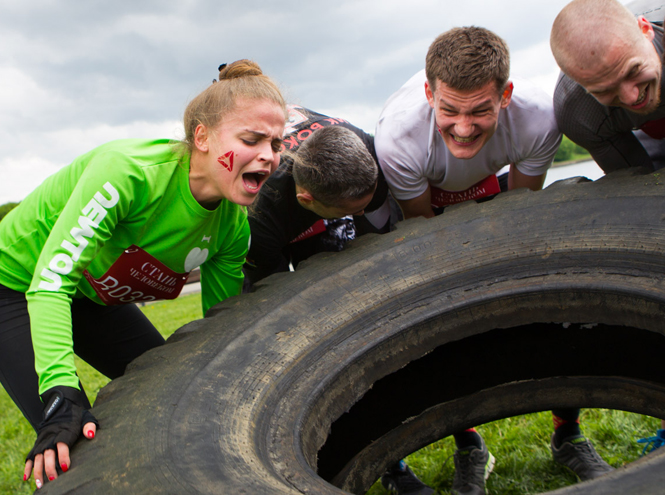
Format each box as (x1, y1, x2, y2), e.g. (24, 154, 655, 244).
(367, 410, 659, 495)
(1, 293, 660, 494)
(0, 293, 202, 494)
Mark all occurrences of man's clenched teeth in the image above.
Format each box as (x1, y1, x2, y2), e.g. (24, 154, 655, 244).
(452, 135, 478, 144)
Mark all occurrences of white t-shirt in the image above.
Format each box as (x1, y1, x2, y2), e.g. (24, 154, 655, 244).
(375, 70, 561, 201)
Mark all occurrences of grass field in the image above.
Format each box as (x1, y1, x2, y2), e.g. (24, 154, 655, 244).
(366, 410, 659, 494)
(1, 294, 202, 494)
(1, 293, 660, 494)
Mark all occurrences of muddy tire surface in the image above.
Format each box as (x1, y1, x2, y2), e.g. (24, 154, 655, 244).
(40, 168, 665, 494)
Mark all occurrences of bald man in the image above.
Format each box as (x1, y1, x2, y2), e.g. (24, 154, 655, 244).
(551, 0, 665, 172)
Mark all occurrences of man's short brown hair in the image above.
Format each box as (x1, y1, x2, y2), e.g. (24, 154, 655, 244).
(426, 26, 510, 94)
(292, 126, 378, 207)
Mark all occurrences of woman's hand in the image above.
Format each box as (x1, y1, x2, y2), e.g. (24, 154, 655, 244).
(23, 386, 99, 488)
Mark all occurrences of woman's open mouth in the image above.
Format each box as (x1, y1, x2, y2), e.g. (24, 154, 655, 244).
(242, 171, 268, 193)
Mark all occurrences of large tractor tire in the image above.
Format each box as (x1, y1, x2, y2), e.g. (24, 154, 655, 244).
(39, 167, 665, 494)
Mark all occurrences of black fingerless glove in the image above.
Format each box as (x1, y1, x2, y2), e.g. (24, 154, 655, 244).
(26, 386, 99, 463)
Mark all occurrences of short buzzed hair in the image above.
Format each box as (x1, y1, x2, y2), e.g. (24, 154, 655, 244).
(426, 26, 510, 94)
(551, 0, 643, 74)
(292, 126, 378, 207)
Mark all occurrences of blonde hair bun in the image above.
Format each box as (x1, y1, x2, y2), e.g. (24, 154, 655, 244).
(218, 59, 263, 81)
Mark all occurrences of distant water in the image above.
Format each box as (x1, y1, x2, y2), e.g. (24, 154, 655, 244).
(544, 160, 604, 188)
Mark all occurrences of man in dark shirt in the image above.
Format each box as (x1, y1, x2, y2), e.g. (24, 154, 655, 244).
(551, 0, 665, 172)
(244, 106, 393, 290)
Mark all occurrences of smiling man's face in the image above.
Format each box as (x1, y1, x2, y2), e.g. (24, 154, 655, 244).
(565, 17, 661, 115)
(426, 79, 512, 160)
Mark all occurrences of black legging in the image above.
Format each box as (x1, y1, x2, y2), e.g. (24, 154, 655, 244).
(0, 284, 164, 430)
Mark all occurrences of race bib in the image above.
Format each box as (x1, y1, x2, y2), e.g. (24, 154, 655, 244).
(290, 219, 326, 244)
(83, 245, 189, 305)
(430, 175, 501, 208)
(640, 118, 665, 139)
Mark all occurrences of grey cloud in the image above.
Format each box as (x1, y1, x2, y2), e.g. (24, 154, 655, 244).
(0, 0, 576, 203)
(1, 1, 572, 129)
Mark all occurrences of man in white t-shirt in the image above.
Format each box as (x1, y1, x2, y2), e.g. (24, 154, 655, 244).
(375, 27, 613, 495)
(375, 28, 561, 220)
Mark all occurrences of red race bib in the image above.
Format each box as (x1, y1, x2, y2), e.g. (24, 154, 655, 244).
(640, 118, 665, 140)
(290, 219, 326, 244)
(430, 175, 501, 208)
(83, 245, 189, 305)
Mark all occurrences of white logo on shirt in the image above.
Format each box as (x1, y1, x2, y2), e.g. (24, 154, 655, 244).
(184, 247, 209, 272)
(38, 182, 120, 291)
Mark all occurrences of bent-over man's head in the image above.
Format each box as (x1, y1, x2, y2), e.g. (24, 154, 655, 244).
(425, 27, 513, 160)
(292, 126, 378, 219)
(551, 0, 661, 114)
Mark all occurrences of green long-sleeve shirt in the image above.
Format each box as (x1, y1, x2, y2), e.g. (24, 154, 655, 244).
(0, 139, 249, 393)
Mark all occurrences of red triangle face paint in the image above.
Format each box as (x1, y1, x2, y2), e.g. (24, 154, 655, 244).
(218, 151, 234, 172)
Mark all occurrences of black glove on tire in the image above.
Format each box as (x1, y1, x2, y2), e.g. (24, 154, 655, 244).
(26, 386, 99, 463)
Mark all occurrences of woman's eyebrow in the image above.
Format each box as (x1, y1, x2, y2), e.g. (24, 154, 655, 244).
(244, 129, 283, 143)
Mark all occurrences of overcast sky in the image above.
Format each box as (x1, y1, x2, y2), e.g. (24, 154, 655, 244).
(0, 0, 641, 204)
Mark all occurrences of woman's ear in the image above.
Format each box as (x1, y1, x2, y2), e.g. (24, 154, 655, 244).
(194, 124, 210, 153)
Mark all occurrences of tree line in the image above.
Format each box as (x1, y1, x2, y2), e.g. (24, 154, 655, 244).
(0, 202, 18, 222)
(554, 135, 591, 163)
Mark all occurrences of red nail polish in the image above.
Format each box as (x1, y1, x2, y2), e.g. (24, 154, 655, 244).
(61, 463, 68, 472)
(87, 430, 95, 439)
(49, 476, 55, 481)
(23, 474, 27, 481)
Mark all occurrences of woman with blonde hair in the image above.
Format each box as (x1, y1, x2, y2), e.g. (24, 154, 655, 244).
(0, 59, 286, 489)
